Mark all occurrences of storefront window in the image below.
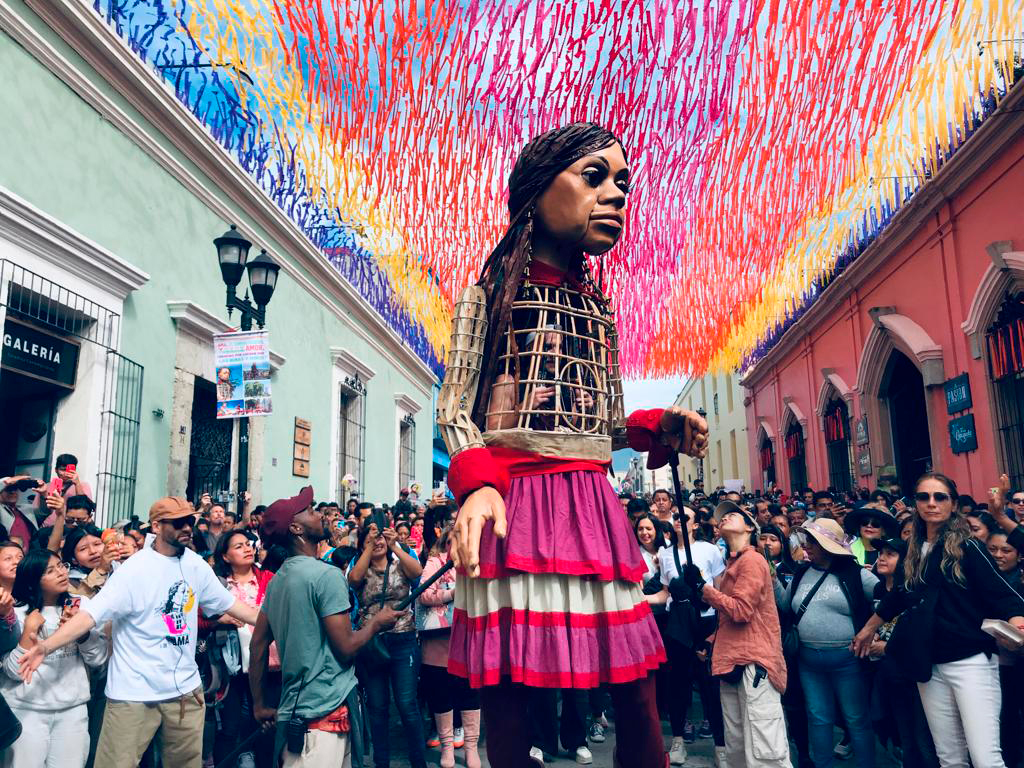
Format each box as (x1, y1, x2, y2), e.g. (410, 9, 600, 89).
(824, 399, 852, 492)
(987, 292, 1024, 489)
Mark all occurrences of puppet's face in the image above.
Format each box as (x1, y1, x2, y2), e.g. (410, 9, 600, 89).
(534, 143, 629, 255)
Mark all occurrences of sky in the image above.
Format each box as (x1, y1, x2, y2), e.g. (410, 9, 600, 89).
(622, 377, 687, 412)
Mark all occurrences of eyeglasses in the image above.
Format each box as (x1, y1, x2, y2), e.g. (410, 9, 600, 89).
(914, 492, 951, 503)
(45, 562, 71, 576)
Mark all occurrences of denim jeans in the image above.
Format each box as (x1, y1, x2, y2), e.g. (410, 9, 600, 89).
(798, 646, 875, 768)
(363, 631, 426, 768)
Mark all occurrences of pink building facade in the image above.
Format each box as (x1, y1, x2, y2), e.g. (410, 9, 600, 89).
(742, 87, 1024, 501)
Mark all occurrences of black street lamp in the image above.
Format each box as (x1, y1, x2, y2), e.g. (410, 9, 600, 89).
(213, 225, 281, 501)
(696, 407, 708, 484)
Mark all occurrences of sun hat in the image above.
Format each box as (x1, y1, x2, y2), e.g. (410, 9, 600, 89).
(714, 499, 761, 537)
(800, 518, 855, 557)
(843, 503, 900, 537)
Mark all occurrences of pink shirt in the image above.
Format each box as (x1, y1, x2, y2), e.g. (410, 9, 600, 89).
(702, 546, 788, 694)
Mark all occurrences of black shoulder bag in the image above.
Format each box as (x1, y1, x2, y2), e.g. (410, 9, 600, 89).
(883, 580, 940, 683)
(356, 559, 392, 677)
(782, 569, 829, 657)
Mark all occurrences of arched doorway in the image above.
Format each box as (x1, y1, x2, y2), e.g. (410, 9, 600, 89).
(785, 422, 807, 495)
(759, 433, 776, 491)
(987, 292, 1024, 488)
(880, 350, 932, 491)
(824, 398, 852, 491)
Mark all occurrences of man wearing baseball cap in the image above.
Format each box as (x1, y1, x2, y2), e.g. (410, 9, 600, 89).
(17, 496, 260, 768)
(250, 486, 398, 766)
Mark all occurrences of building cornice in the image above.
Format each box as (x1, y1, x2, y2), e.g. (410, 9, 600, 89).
(0, 0, 435, 395)
(330, 347, 377, 382)
(166, 300, 286, 371)
(0, 184, 149, 300)
(742, 81, 1024, 388)
(394, 393, 423, 416)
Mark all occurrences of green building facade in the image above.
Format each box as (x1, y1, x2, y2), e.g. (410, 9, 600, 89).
(0, 0, 438, 523)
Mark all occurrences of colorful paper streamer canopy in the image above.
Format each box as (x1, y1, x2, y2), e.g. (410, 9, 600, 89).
(94, 0, 1024, 377)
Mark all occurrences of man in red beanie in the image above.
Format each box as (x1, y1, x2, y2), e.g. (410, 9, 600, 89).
(250, 486, 398, 767)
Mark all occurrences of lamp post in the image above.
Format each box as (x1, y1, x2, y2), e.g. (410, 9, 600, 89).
(213, 225, 281, 502)
(696, 407, 707, 485)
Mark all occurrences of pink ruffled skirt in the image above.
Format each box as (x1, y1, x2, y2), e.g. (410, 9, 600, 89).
(448, 470, 665, 688)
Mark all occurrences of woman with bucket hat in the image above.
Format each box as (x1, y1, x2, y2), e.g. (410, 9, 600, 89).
(844, 504, 900, 568)
(779, 518, 878, 768)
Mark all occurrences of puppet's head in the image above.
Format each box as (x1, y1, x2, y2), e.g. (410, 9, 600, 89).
(473, 122, 628, 425)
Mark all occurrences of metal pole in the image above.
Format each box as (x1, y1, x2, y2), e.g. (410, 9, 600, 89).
(237, 310, 251, 503)
(667, 452, 694, 565)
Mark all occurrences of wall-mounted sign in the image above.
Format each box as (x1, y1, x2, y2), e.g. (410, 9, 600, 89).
(949, 413, 978, 455)
(857, 444, 872, 476)
(943, 374, 972, 415)
(1, 317, 80, 389)
(293, 417, 311, 477)
(214, 331, 273, 419)
(855, 415, 869, 446)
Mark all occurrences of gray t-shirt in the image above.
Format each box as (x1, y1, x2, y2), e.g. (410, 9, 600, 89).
(261, 555, 355, 720)
(784, 565, 878, 649)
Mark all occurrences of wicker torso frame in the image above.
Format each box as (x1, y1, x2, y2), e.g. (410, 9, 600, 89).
(437, 271, 625, 464)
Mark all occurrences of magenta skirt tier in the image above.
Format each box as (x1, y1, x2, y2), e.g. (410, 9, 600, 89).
(448, 469, 666, 689)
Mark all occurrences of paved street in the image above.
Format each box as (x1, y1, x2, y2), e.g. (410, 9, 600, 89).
(377, 705, 902, 768)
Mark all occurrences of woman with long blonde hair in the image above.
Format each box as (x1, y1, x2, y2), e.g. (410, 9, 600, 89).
(853, 472, 1024, 768)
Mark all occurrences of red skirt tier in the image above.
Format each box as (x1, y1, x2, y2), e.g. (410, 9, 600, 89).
(448, 469, 665, 689)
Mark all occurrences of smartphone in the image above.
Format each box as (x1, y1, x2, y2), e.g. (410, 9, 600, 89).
(50, 476, 63, 495)
(371, 509, 386, 534)
(64, 464, 76, 474)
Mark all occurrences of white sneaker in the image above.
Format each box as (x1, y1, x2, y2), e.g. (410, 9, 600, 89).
(529, 746, 545, 765)
(237, 754, 256, 768)
(834, 739, 852, 759)
(453, 726, 465, 748)
(575, 746, 593, 765)
(669, 736, 687, 765)
(714, 746, 727, 768)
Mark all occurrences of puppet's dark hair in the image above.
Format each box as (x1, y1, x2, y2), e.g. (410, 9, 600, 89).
(472, 122, 625, 424)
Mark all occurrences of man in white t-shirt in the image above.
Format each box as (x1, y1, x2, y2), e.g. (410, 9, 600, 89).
(17, 496, 260, 768)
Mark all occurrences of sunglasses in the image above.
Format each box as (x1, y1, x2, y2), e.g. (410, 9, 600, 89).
(165, 516, 196, 529)
(914, 492, 951, 503)
(1012, 497, 1024, 504)
(861, 518, 882, 528)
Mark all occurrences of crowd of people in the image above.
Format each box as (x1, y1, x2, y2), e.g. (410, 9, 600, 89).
(3, 454, 1024, 768)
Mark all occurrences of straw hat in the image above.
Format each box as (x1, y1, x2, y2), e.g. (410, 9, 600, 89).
(800, 518, 855, 557)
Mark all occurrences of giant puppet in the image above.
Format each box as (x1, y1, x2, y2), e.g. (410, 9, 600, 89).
(437, 123, 710, 768)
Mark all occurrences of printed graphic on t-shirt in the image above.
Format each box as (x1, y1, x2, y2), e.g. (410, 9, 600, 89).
(161, 580, 195, 646)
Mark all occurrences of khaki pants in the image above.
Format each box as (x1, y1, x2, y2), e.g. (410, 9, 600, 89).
(282, 729, 350, 768)
(719, 664, 791, 768)
(94, 688, 205, 768)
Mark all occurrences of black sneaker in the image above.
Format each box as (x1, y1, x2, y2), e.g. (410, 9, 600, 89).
(682, 721, 696, 744)
(698, 719, 712, 739)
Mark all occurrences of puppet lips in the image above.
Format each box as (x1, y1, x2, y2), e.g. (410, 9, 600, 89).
(591, 214, 623, 228)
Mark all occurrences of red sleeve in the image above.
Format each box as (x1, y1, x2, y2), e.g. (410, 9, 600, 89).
(625, 409, 670, 469)
(447, 446, 511, 506)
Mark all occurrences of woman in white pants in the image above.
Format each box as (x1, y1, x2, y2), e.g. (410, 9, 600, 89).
(854, 472, 1024, 768)
(1, 548, 108, 768)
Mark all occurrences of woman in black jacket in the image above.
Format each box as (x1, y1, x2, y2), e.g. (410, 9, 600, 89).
(853, 472, 1024, 768)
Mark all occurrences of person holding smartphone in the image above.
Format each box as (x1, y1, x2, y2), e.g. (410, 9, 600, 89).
(349, 517, 425, 768)
(2, 548, 108, 768)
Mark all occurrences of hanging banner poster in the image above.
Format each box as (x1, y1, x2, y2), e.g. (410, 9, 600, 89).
(213, 331, 272, 418)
